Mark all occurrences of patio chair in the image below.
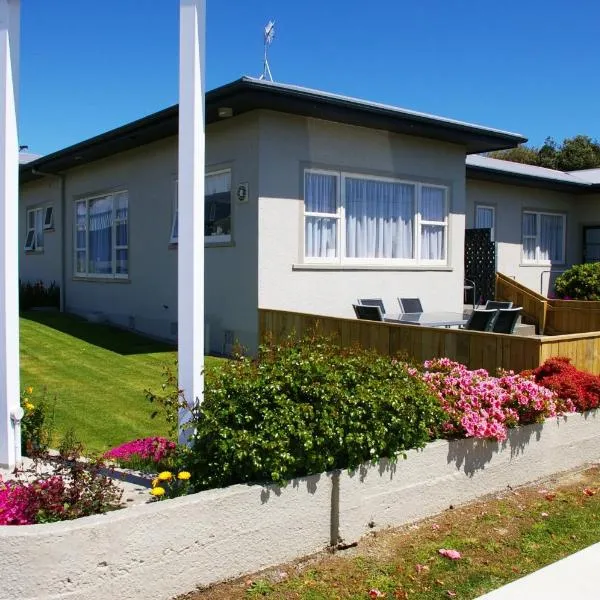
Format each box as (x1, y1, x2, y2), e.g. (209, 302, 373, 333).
(485, 300, 513, 310)
(492, 307, 522, 334)
(358, 298, 386, 314)
(398, 297, 423, 314)
(464, 278, 476, 308)
(353, 304, 384, 322)
(463, 308, 497, 332)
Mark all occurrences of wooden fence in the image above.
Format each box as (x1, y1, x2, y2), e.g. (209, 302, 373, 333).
(259, 309, 600, 374)
(496, 273, 600, 335)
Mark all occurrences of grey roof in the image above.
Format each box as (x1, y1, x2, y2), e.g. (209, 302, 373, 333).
(18, 152, 41, 165)
(466, 154, 596, 192)
(568, 168, 600, 184)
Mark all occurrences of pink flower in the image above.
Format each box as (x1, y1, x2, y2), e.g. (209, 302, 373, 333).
(439, 548, 462, 560)
(415, 563, 429, 574)
(369, 589, 386, 598)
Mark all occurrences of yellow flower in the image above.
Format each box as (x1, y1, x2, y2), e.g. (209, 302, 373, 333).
(150, 487, 165, 497)
(26, 387, 33, 395)
(24, 402, 34, 411)
(151, 477, 160, 488)
(158, 471, 173, 481)
(22, 397, 29, 403)
(177, 471, 191, 480)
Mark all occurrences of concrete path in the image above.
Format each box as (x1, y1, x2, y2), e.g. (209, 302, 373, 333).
(477, 541, 600, 599)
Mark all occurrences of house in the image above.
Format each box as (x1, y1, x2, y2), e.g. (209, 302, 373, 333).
(18, 78, 600, 353)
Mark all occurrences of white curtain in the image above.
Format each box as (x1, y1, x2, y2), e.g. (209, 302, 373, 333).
(305, 172, 338, 258)
(420, 186, 445, 260)
(522, 213, 537, 261)
(540, 214, 563, 262)
(88, 197, 113, 274)
(345, 178, 414, 259)
(475, 206, 494, 241)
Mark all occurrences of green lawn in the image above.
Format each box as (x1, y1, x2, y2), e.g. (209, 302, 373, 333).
(20, 311, 223, 455)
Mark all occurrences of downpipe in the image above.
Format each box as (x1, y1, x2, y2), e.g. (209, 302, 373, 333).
(10, 405, 23, 467)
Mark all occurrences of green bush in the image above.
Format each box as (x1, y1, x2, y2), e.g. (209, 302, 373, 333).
(184, 334, 445, 490)
(554, 263, 600, 300)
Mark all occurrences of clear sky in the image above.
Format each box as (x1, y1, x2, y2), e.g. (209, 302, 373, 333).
(18, 0, 600, 156)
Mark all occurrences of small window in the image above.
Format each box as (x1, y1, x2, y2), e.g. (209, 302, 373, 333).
(43, 206, 54, 230)
(522, 211, 565, 265)
(25, 207, 44, 251)
(475, 205, 495, 242)
(24, 229, 35, 251)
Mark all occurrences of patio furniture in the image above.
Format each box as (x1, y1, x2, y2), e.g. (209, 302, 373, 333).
(464, 308, 497, 332)
(485, 300, 513, 310)
(353, 303, 384, 322)
(464, 278, 477, 308)
(398, 297, 423, 313)
(492, 307, 522, 334)
(384, 311, 468, 327)
(358, 298, 386, 314)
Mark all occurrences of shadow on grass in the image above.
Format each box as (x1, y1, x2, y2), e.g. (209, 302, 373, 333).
(21, 310, 175, 356)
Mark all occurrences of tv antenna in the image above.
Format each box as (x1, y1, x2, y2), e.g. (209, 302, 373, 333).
(259, 20, 275, 81)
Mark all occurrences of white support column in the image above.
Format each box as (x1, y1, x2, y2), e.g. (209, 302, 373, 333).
(177, 0, 205, 443)
(0, 0, 21, 468)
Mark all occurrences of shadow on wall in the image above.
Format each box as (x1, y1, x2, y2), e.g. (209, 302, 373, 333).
(20, 310, 175, 356)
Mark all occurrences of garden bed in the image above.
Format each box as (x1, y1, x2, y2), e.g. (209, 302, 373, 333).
(1, 411, 598, 600)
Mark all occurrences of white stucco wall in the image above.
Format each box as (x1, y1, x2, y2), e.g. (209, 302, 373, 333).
(1, 411, 598, 600)
(257, 111, 467, 319)
(466, 179, 582, 295)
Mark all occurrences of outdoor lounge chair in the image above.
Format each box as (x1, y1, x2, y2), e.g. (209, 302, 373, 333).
(492, 307, 522, 334)
(398, 297, 423, 313)
(358, 298, 386, 314)
(464, 308, 497, 332)
(485, 300, 513, 310)
(353, 304, 384, 322)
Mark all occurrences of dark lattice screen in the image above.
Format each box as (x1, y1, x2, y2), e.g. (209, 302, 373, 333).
(465, 228, 496, 304)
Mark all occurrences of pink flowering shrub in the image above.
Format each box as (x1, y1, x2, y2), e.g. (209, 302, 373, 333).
(421, 358, 565, 442)
(104, 436, 177, 469)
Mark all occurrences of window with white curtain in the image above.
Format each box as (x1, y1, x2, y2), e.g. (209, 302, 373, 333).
(304, 170, 448, 265)
(522, 211, 565, 264)
(171, 169, 232, 244)
(475, 205, 495, 242)
(74, 191, 129, 278)
(25, 207, 44, 252)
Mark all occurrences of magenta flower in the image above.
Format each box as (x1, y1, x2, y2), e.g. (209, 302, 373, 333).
(103, 437, 176, 464)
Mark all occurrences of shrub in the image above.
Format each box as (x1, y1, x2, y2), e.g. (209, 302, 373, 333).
(180, 334, 445, 489)
(19, 280, 60, 310)
(530, 357, 600, 412)
(20, 386, 54, 457)
(554, 263, 600, 300)
(421, 358, 562, 441)
(104, 436, 177, 472)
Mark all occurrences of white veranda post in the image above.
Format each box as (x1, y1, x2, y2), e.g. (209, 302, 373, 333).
(0, 0, 21, 469)
(178, 0, 205, 443)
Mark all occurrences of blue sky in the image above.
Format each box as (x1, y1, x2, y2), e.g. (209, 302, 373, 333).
(19, 0, 600, 156)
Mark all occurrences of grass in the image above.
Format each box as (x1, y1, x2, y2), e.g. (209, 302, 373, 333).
(20, 311, 223, 455)
(185, 467, 600, 600)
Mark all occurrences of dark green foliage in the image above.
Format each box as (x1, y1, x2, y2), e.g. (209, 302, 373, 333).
(185, 334, 445, 490)
(554, 263, 600, 300)
(19, 280, 60, 310)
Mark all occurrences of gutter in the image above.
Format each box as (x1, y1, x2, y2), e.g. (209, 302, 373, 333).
(30, 168, 66, 312)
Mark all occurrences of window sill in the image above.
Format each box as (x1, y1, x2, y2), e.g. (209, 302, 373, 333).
(519, 263, 565, 268)
(43, 228, 55, 233)
(25, 250, 44, 255)
(72, 276, 131, 284)
(292, 264, 453, 272)
(169, 241, 236, 249)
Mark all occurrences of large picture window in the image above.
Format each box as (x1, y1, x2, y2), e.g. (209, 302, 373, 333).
(304, 170, 448, 265)
(171, 169, 232, 245)
(522, 211, 565, 264)
(74, 191, 129, 278)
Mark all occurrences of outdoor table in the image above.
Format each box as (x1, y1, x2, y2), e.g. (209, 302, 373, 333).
(383, 311, 469, 328)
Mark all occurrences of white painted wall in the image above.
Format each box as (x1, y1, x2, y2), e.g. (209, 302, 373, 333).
(1, 411, 598, 600)
(257, 112, 467, 318)
(466, 179, 582, 295)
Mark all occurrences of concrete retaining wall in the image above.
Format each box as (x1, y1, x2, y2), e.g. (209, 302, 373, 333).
(2, 411, 599, 600)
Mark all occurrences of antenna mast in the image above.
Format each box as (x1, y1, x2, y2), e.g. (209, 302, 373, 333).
(260, 20, 275, 81)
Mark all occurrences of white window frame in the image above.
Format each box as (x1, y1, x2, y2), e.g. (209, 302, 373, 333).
(303, 169, 449, 266)
(43, 205, 54, 230)
(25, 206, 44, 252)
(170, 168, 233, 245)
(521, 210, 566, 265)
(475, 204, 495, 242)
(73, 191, 129, 279)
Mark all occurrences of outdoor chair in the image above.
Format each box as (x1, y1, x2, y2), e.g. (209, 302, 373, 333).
(358, 298, 386, 314)
(353, 303, 384, 322)
(463, 308, 497, 332)
(492, 307, 522, 334)
(485, 300, 513, 310)
(464, 278, 477, 308)
(398, 297, 423, 314)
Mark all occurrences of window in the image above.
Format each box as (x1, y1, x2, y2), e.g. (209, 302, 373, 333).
(304, 170, 448, 265)
(43, 206, 54, 230)
(475, 205, 495, 242)
(522, 211, 565, 264)
(74, 191, 128, 278)
(171, 170, 232, 245)
(25, 207, 44, 251)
